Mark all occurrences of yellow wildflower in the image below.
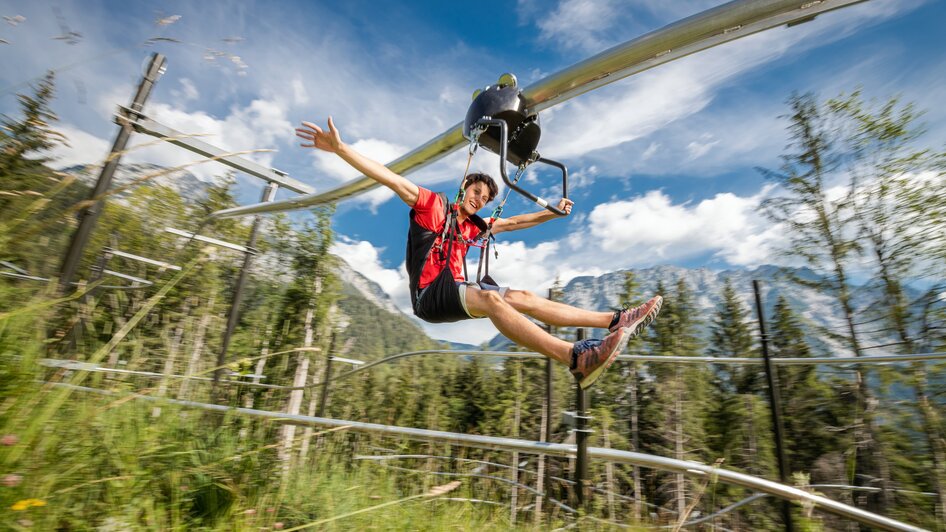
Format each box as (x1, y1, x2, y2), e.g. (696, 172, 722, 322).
(11, 499, 46, 511)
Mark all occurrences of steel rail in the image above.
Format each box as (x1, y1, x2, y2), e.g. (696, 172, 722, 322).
(52, 383, 926, 532)
(212, 0, 869, 219)
(164, 227, 254, 253)
(299, 350, 946, 391)
(118, 107, 315, 195)
(38, 351, 945, 393)
(104, 248, 182, 271)
(357, 456, 940, 523)
(38, 359, 285, 389)
(0, 260, 29, 275)
(356, 453, 673, 514)
(100, 269, 152, 286)
(1, 267, 151, 289)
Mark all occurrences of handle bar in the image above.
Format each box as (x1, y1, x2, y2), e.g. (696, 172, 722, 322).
(475, 118, 569, 216)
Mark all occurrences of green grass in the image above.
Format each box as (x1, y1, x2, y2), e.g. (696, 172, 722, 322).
(0, 280, 572, 531)
(0, 382, 569, 530)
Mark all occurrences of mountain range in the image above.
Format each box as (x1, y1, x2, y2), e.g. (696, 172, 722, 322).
(64, 163, 216, 203)
(326, 256, 905, 357)
(483, 264, 916, 356)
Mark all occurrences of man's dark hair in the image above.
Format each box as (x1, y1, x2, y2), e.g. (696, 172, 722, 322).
(464, 172, 498, 202)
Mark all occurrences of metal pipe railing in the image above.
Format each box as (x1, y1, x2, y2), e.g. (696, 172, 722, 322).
(37, 359, 285, 390)
(51, 382, 926, 532)
(304, 349, 946, 391)
(39, 350, 946, 391)
(211, 0, 869, 219)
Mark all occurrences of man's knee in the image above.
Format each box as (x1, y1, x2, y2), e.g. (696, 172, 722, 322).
(504, 288, 536, 308)
(466, 287, 508, 317)
(480, 289, 506, 306)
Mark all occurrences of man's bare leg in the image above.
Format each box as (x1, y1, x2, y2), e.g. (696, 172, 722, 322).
(502, 289, 612, 328)
(464, 288, 573, 365)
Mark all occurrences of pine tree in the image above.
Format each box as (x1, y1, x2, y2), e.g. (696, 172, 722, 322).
(617, 270, 646, 521)
(706, 279, 758, 469)
(450, 356, 487, 434)
(641, 277, 708, 518)
(273, 208, 338, 466)
(761, 92, 892, 513)
(831, 92, 946, 521)
(769, 296, 846, 473)
(707, 278, 758, 392)
(0, 72, 80, 274)
(703, 279, 780, 528)
(0, 72, 67, 176)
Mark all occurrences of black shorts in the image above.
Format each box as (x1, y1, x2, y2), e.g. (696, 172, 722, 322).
(413, 269, 507, 324)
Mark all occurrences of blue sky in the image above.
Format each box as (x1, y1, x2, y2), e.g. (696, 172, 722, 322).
(2, 0, 943, 343)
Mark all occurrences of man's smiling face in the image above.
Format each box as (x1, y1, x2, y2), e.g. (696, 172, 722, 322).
(462, 181, 492, 216)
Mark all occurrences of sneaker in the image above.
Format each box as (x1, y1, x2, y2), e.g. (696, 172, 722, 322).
(609, 295, 663, 337)
(570, 327, 630, 389)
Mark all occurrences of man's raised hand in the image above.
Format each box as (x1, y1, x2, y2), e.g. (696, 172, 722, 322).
(296, 117, 342, 153)
(557, 198, 574, 215)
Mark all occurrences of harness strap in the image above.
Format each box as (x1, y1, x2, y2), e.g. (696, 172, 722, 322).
(472, 165, 526, 283)
(438, 139, 478, 261)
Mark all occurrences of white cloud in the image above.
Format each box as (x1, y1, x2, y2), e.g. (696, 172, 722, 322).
(541, 62, 712, 160)
(311, 137, 406, 181)
(46, 123, 111, 168)
(686, 135, 719, 160)
(331, 237, 410, 311)
(640, 142, 659, 160)
(291, 78, 309, 105)
(171, 78, 200, 102)
(112, 97, 294, 184)
(537, 0, 623, 54)
(577, 188, 781, 268)
(485, 240, 563, 294)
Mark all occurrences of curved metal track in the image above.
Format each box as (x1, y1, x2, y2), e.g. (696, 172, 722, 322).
(298, 349, 946, 391)
(40, 350, 946, 392)
(212, 0, 869, 219)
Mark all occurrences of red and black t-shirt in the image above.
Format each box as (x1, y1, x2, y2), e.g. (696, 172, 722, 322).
(412, 187, 483, 289)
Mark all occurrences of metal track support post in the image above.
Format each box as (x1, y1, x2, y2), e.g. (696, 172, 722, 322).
(213, 181, 280, 391)
(544, 289, 556, 511)
(317, 332, 337, 418)
(58, 53, 166, 292)
(574, 328, 591, 510)
(64, 248, 113, 353)
(753, 279, 794, 532)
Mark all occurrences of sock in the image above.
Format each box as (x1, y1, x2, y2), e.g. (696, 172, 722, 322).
(607, 310, 621, 330)
(571, 339, 603, 369)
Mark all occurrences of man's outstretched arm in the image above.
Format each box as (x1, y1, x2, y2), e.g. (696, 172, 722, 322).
(491, 198, 574, 234)
(296, 117, 420, 206)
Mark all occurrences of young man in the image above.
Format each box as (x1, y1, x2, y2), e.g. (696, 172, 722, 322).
(296, 118, 661, 389)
